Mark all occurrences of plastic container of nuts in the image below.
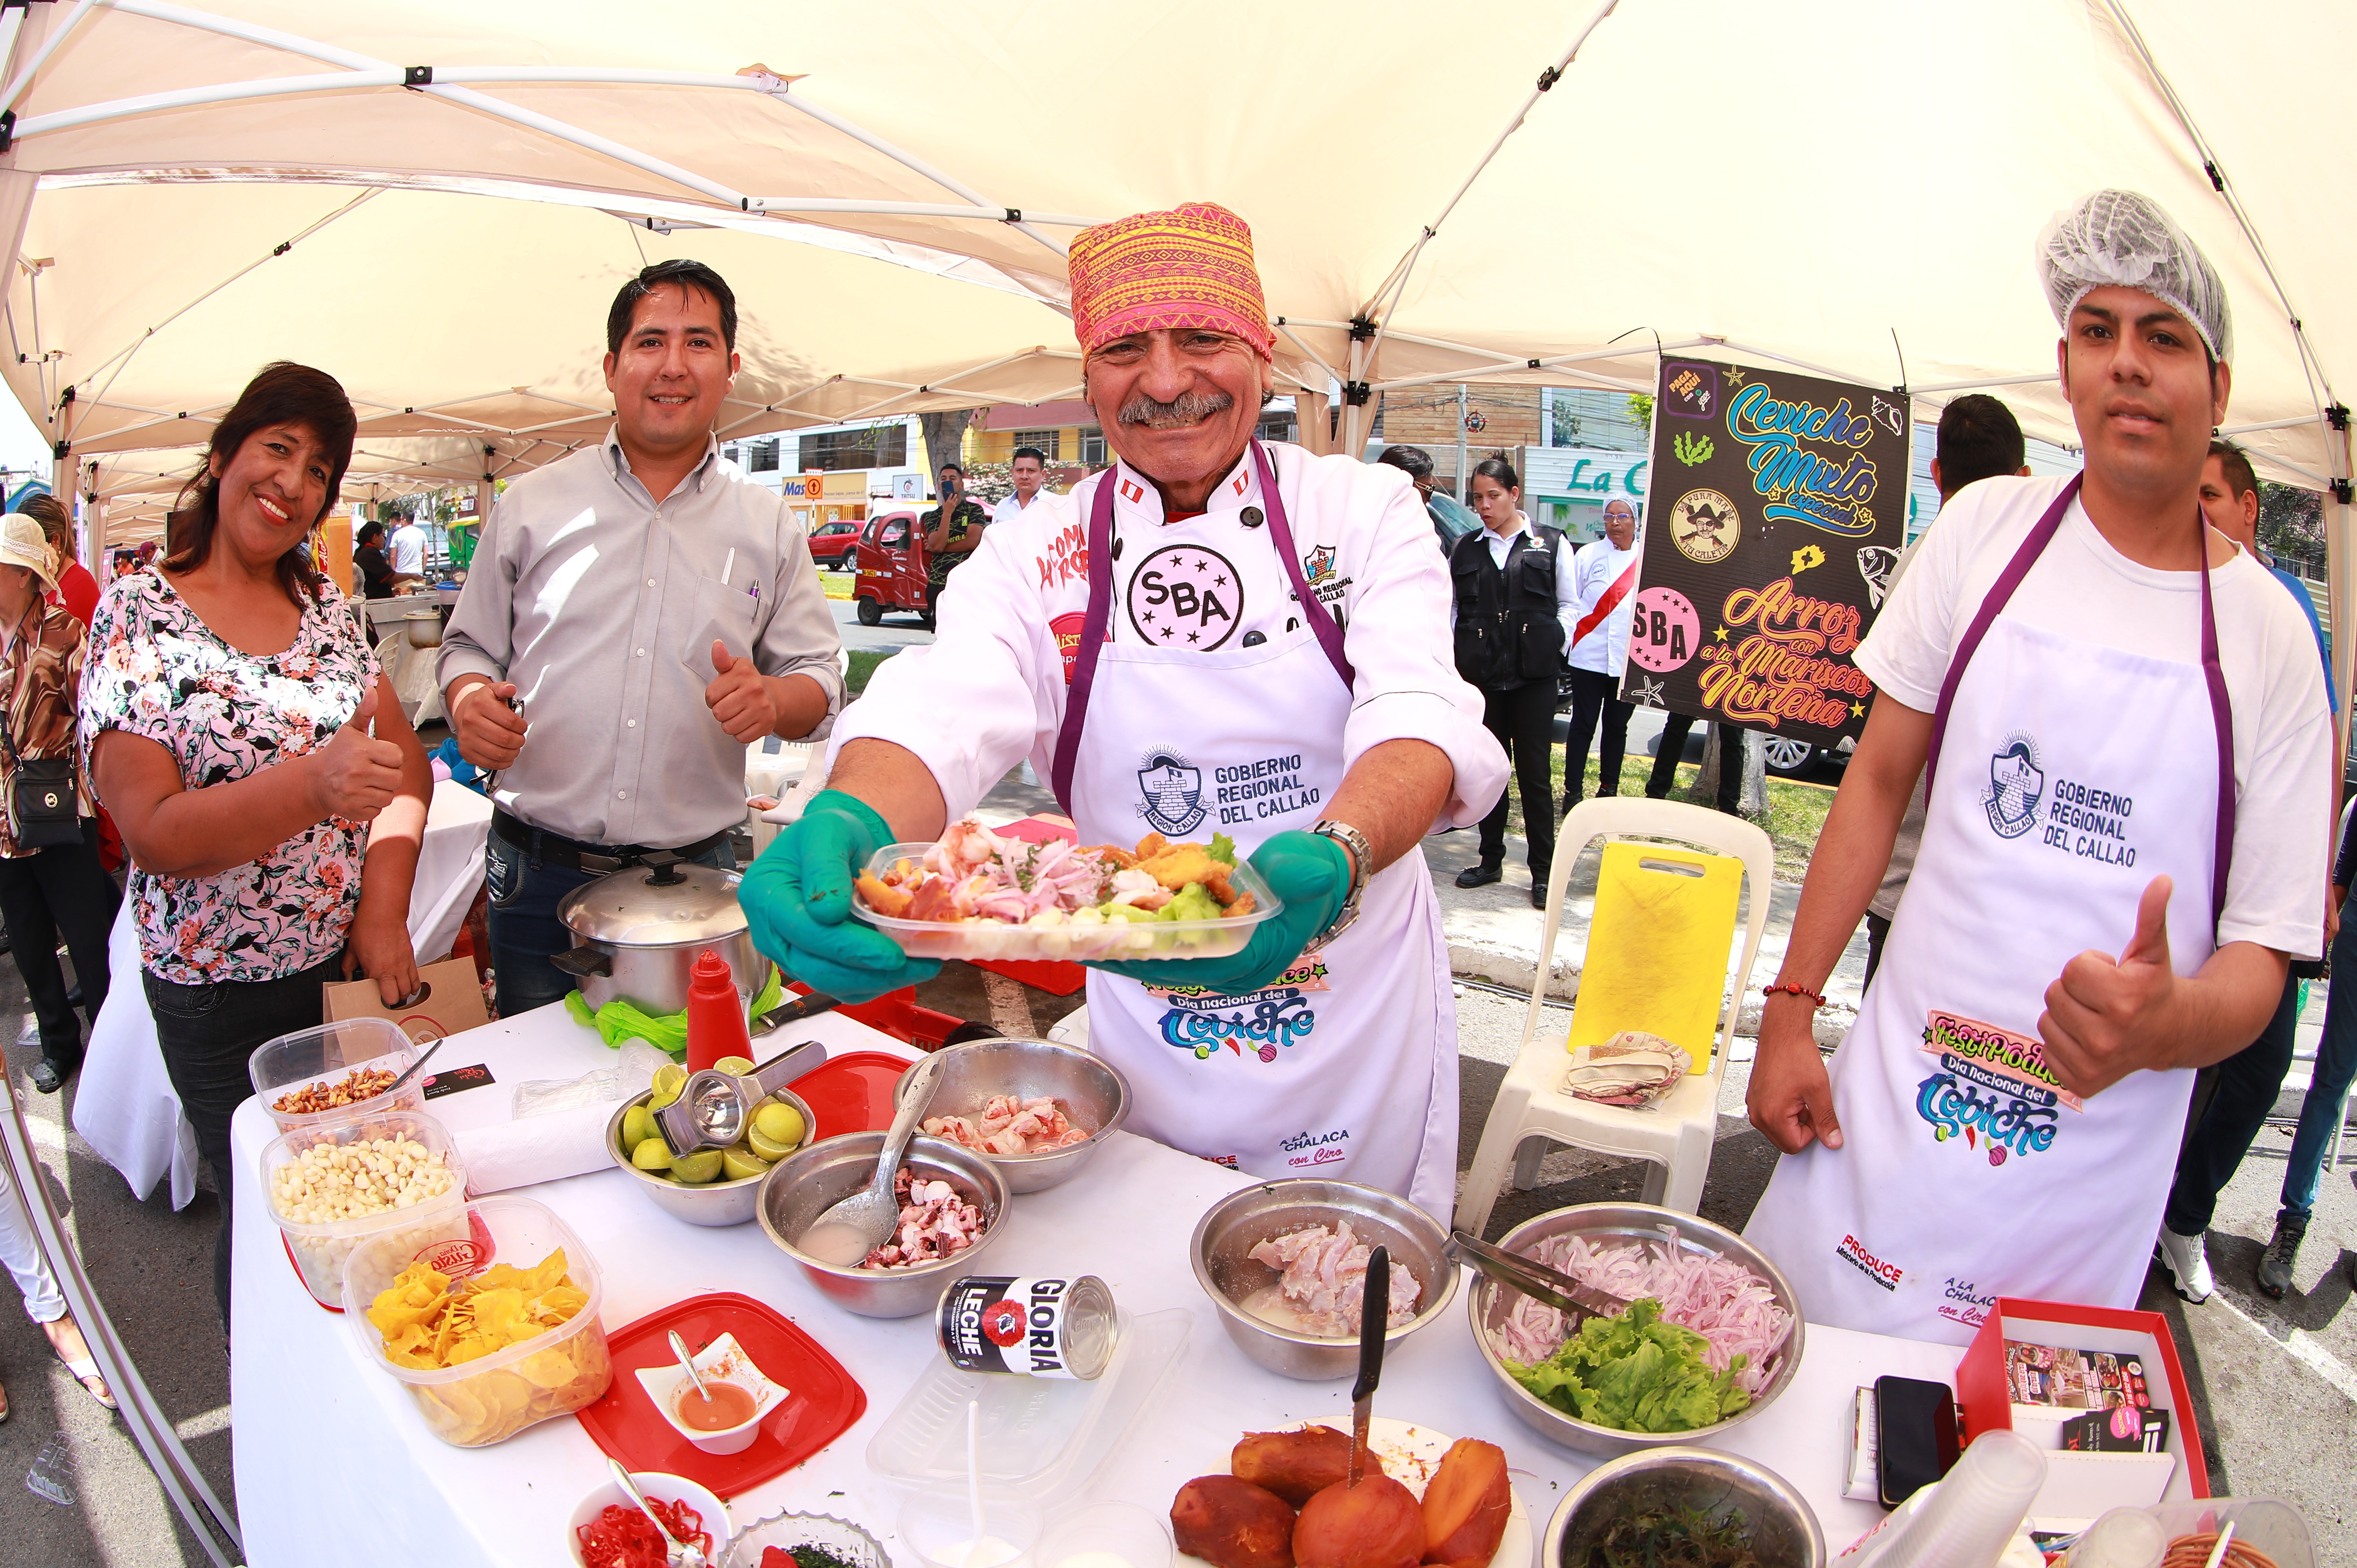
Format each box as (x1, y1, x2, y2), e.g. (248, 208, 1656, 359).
(258, 1109, 467, 1310)
(249, 1018, 427, 1136)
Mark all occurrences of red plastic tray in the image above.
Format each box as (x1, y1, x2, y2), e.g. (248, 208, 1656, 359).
(575, 1292, 866, 1500)
(791, 1050, 914, 1139)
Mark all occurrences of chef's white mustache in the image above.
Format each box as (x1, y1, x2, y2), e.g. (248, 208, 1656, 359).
(1118, 388, 1235, 429)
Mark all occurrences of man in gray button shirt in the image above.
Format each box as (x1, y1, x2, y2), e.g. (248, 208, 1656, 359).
(439, 259, 843, 1016)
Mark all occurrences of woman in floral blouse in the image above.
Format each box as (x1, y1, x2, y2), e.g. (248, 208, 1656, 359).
(82, 362, 432, 1329)
(0, 513, 119, 1096)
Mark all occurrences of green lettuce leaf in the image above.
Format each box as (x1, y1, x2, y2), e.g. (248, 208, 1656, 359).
(1503, 1298, 1752, 1433)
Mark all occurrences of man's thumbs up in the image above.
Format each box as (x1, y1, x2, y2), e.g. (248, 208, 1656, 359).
(2039, 873, 2179, 1097)
(704, 639, 779, 743)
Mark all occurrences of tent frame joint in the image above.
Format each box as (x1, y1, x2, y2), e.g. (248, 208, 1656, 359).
(1341, 382, 1372, 407)
(2330, 403, 2350, 432)
(403, 65, 434, 89)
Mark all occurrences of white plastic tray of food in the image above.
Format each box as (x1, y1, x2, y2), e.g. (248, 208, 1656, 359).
(1174, 1416, 1531, 1568)
(865, 1307, 1192, 1504)
(853, 842, 1283, 962)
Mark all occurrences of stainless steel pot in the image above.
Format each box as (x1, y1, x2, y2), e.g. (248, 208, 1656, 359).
(401, 611, 444, 648)
(551, 857, 766, 1013)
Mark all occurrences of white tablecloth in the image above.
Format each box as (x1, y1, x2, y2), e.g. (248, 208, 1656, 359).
(73, 779, 494, 1209)
(225, 1001, 1965, 1568)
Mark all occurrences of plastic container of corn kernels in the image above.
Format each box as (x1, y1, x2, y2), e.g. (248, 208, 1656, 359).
(342, 1195, 612, 1448)
(853, 842, 1282, 962)
(258, 1109, 467, 1310)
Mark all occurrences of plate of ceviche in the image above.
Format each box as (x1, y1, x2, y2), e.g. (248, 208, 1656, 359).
(851, 818, 1280, 962)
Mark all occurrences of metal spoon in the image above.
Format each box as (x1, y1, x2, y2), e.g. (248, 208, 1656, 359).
(668, 1330, 710, 1403)
(801, 1050, 946, 1253)
(607, 1458, 706, 1568)
(375, 1033, 447, 1100)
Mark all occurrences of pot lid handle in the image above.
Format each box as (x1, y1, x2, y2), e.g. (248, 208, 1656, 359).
(640, 851, 686, 886)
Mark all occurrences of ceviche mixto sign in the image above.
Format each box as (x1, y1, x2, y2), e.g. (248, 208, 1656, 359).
(1622, 357, 1910, 749)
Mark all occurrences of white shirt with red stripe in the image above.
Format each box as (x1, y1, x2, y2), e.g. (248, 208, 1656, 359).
(1565, 536, 1639, 675)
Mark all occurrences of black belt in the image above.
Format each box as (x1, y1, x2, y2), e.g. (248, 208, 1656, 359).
(492, 810, 730, 876)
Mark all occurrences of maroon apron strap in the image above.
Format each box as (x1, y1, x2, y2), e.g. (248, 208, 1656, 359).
(1923, 473, 2234, 930)
(1048, 444, 1356, 812)
(1047, 471, 1119, 812)
(1253, 440, 1355, 690)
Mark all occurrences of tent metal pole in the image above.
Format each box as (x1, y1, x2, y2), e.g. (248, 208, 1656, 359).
(0, 0, 106, 118)
(1710, 339, 1884, 390)
(0, 1074, 243, 1567)
(742, 197, 1095, 226)
(2217, 415, 2335, 438)
(1272, 321, 1344, 392)
(2331, 417, 2354, 773)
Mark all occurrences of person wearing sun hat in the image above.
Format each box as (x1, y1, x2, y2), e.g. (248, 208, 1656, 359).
(0, 511, 118, 1095)
(743, 201, 1506, 1219)
(1741, 189, 2334, 1342)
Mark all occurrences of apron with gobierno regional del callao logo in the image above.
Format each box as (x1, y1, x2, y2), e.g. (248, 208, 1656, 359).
(1048, 440, 1459, 1221)
(1744, 475, 2234, 1344)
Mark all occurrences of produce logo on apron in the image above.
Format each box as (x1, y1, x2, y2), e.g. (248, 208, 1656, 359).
(1148, 957, 1331, 1064)
(1913, 1009, 2082, 1166)
(1983, 733, 2045, 839)
(1135, 748, 1207, 836)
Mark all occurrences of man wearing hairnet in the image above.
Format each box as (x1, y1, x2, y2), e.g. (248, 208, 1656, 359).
(1740, 190, 2333, 1343)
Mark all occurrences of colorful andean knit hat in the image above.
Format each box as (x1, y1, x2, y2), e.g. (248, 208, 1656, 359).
(1068, 201, 1274, 361)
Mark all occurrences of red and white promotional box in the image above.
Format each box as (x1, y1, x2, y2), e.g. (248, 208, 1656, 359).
(1956, 1298, 2208, 1526)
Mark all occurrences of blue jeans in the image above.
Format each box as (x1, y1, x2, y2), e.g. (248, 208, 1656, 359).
(484, 832, 737, 1019)
(2282, 918, 2357, 1221)
(2164, 970, 2300, 1237)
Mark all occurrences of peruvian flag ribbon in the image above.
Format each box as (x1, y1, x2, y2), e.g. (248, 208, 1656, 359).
(1573, 560, 1639, 646)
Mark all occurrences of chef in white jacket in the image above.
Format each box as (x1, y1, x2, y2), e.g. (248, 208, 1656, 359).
(740, 202, 1507, 1219)
(1562, 499, 1642, 806)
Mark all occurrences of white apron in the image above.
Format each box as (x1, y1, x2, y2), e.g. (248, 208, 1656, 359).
(1049, 442, 1460, 1221)
(1745, 478, 2234, 1343)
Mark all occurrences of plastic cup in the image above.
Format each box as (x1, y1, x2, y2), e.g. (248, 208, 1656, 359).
(1037, 1502, 1174, 1568)
(901, 1492, 1042, 1568)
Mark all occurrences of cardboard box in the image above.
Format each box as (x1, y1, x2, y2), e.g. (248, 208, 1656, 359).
(1957, 1298, 2206, 1528)
(322, 956, 490, 1043)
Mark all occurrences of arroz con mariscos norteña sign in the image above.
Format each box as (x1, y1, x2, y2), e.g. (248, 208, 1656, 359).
(1620, 358, 1910, 749)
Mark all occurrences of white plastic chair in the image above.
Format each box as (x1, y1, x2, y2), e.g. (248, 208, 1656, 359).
(1455, 796, 1773, 1235)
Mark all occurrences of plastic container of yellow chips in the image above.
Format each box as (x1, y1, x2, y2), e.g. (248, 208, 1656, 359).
(341, 1195, 613, 1448)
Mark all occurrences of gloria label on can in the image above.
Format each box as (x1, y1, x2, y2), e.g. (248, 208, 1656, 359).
(937, 1275, 1117, 1381)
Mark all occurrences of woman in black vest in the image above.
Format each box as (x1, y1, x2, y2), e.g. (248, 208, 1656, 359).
(1448, 454, 1571, 908)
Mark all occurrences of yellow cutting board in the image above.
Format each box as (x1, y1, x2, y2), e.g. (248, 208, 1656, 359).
(1564, 841, 1743, 1063)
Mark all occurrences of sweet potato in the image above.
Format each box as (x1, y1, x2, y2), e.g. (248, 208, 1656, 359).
(1294, 1474, 1424, 1568)
(853, 873, 914, 918)
(1172, 1475, 1298, 1568)
(1420, 1439, 1511, 1568)
(1232, 1426, 1354, 1506)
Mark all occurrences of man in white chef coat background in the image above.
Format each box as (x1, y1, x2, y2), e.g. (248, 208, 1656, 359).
(741, 201, 1507, 1220)
(1741, 190, 2332, 1344)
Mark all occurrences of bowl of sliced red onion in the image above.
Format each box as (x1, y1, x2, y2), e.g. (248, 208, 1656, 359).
(1467, 1202, 1805, 1458)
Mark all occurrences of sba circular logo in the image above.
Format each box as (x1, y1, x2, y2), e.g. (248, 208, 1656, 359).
(1983, 735, 2045, 840)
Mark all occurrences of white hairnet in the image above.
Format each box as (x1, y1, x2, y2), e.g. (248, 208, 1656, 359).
(2038, 189, 2232, 365)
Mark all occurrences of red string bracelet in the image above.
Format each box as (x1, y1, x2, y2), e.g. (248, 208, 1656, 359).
(1762, 981, 1826, 1007)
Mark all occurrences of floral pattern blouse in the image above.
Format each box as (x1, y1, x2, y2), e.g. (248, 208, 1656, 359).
(80, 571, 380, 984)
(0, 600, 92, 858)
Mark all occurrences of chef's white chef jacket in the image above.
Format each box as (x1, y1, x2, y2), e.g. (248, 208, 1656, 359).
(828, 444, 1507, 830)
(1564, 536, 1641, 676)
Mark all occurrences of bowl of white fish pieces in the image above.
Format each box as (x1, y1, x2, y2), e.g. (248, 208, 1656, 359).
(1189, 1178, 1457, 1380)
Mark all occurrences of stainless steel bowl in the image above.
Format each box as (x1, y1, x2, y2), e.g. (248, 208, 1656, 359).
(1468, 1202, 1806, 1458)
(605, 1085, 814, 1227)
(755, 1132, 1010, 1318)
(1189, 1179, 1457, 1380)
(1541, 1447, 1825, 1568)
(890, 1037, 1130, 1193)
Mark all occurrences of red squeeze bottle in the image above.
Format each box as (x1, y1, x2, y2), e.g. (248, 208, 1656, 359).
(683, 949, 752, 1073)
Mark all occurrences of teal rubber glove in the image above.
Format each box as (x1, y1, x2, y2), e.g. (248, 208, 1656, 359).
(740, 789, 941, 1003)
(1088, 829, 1350, 994)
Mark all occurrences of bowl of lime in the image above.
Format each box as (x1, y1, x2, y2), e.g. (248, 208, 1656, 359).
(607, 1059, 815, 1227)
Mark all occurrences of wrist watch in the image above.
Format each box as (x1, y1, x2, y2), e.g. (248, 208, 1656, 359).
(1304, 820, 1372, 952)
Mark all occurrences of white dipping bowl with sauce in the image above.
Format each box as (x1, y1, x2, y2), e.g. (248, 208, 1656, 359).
(1187, 1178, 1456, 1381)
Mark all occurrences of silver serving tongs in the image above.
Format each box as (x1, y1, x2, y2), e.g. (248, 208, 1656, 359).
(1448, 1229, 1635, 1330)
(654, 1026, 832, 1156)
